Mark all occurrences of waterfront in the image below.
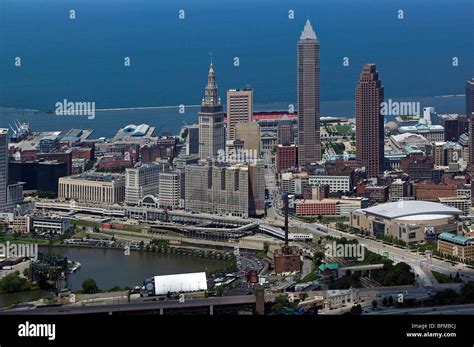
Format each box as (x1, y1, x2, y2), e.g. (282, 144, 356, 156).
(0, 245, 229, 307)
(0, 289, 49, 308)
(40, 246, 228, 291)
(0, 95, 466, 138)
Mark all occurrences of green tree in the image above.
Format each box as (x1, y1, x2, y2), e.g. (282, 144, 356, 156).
(371, 300, 378, 309)
(82, 278, 99, 294)
(216, 286, 225, 297)
(0, 272, 31, 293)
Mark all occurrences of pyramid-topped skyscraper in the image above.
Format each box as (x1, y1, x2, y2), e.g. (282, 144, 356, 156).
(297, 19, 321, 166)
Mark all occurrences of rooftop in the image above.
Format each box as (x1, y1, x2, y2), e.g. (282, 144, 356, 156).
(361, 200, 461, 219)
(438, 232, 473, 246)
(300, 19, 318, 40)
(67, 172, 125, 182)
(319, 263, 339, 271)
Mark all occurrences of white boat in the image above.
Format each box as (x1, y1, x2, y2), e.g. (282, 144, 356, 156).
(69, 261, 82, 273)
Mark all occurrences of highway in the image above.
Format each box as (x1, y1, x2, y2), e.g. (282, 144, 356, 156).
(0, 295, 257, 315)
(298, 221, 474, 284)
(1, 283, 462, 315)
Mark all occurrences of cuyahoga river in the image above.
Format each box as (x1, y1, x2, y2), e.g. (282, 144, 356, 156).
(0, 246, 229, 307)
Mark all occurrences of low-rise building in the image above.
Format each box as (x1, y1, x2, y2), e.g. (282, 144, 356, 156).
(295, 198, 365, 217)
(326, 288, 360, 310)
(31, 216, 70, 234)
(308, 175, 352, 193)
(10, 215, 29, 233)
(438, 196, 471, 216)
(281, 172, 309, 196)
(59, 172, 125, 204)
(437, 232, 474, 261)
(414, 183, 458, 201)
(274, 245, 301, 274)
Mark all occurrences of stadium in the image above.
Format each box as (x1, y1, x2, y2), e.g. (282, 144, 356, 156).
(350, 201, 462, 244)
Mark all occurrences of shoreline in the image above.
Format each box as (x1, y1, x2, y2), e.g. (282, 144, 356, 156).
(0, 94, 465, 115)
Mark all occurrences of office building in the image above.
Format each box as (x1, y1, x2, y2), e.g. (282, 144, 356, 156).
(308, 175, 352, 193)
(185, 161, 264, 218)
(59, 172, 125, 204)
(158, 171, 181, 209)
(226, 88, 253, 141)
(297, 20, 321, 165)
(355, 64, 384, 178)
(437, 232, 474, 261)
(467, 79, 474, 168)
(276, 144, 298, 173)
(125, 163, 168, 205)
(9, 160, 68, 195)
(199, 63, 225, 159)
(31, 216, 70, 234)
(0, 129, 8, 211)
(0, 129, 24, 211)
(234, 121, 261, 155)
(185, 124, 199, 155)
(277, 120, 294, 146)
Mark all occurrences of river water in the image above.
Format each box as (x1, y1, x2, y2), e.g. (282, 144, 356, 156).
(0, 246, 228, 307)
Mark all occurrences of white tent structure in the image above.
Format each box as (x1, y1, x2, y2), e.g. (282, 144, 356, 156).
(153, 272, 207, 295)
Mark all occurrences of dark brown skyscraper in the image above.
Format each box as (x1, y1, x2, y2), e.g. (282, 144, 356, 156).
(277, 120, 294, 146)
(355, 64, 384, 178)
(466, 78, 474, 167)
(297, 20, 320, 166)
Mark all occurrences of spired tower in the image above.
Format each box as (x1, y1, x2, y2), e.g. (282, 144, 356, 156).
(199, 63, 225, 159)
(297, 19, 321, 166)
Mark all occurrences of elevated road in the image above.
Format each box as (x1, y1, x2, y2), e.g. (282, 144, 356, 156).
(0, 295, 257, 315)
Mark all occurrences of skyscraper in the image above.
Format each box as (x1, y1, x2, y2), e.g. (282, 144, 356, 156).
(467, 78, 474, 117)
(226, 88, 253, 141)
(185, 161, 264, 218)
(355, 64, 384, 178)
(125, 162, 168, 205)
(277, 120, 294, 146)
(466, 78, 474, 167)
(199, 63, 225, 159)
(235, 121, 261, 155)
(0, 129, 8, 211)
(297, 19, 320, 166)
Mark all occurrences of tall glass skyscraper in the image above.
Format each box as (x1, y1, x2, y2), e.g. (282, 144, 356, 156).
(0, 129, 8, 211)
(297, 20, 320, 166)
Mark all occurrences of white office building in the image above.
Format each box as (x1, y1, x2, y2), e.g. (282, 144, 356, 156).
(308, 175, 352, 193)
(125, 163, 169, 205)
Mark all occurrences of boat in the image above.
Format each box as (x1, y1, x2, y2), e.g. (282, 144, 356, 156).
(68, 261, 82, 273)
